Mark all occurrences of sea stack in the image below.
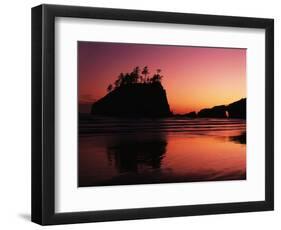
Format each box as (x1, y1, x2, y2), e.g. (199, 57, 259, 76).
(227, 98, 246, 119)
(91, 82, 172, 117)
(197, 98, 246, 119)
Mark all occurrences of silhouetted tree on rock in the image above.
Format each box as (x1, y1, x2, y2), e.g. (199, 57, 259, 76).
(142, 66, 149, 83)
(107, 84, 113, 92)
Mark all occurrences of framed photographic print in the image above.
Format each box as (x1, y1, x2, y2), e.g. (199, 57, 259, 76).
(31, 4, 274, 225)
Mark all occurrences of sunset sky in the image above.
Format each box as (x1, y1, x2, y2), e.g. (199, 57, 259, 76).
(78, 42, 246, 114)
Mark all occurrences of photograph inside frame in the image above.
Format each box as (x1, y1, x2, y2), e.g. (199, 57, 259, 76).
(78, 41, 247, 187)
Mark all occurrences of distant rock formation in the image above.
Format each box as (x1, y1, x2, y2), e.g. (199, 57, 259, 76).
(91, 82, 172, 117)
(173, 111, 197, 119)
(198, 105, 227, 118)
(184, 111, 197, 118)
(197, 98, 246, 119)
(227, 98, 246, 119)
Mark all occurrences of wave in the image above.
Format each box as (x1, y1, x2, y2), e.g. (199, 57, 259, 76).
(79, 117, 246, 135)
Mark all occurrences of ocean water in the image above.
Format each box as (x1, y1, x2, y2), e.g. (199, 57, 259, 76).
(78, 117, 246, 187)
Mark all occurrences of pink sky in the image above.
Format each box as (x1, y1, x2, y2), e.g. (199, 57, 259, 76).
(78, 42, 246, 114)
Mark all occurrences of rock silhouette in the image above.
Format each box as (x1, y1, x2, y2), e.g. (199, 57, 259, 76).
(198, 105, 227, 118)
(197, 98, 246, 119)
(91, 66, 171, 118)
(184, 111, 197, 118)
(227, 98, 246, 119)
(91, 82, 171, 117)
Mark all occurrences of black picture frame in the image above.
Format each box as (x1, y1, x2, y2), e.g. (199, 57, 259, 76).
(31, 4, 274, 225)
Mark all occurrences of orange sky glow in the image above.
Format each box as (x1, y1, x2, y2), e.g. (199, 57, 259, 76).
(78, 42, 246, 114)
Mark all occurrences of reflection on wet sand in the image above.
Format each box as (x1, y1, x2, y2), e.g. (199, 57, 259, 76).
(229, 132, 246, 144)
(79, 118, 246, 187)
(107, 137, 167, 173)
